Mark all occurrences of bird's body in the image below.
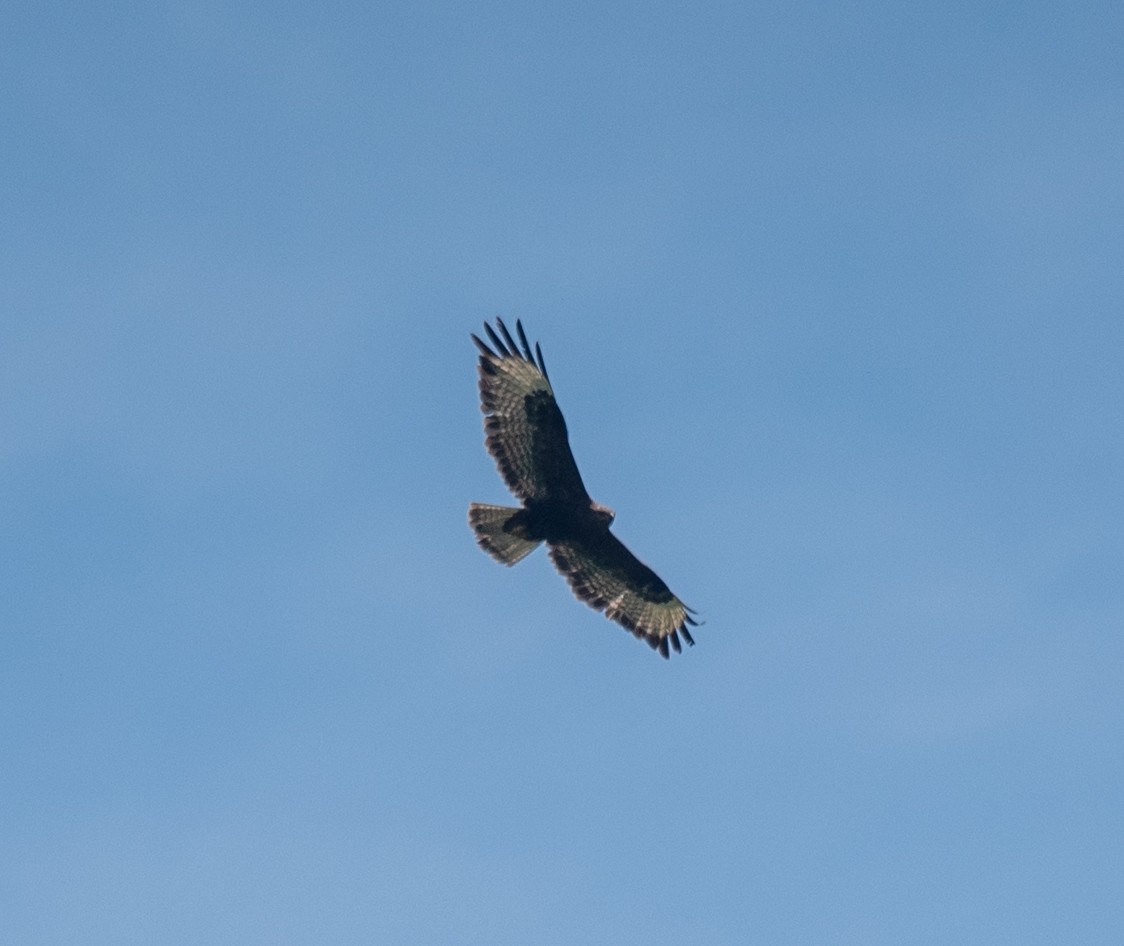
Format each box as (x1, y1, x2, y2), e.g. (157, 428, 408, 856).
(504, 497, 612, 545)
(468, 318, 698, 658)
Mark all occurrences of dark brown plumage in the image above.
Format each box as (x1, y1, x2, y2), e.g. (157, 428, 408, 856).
(468, 318, 698, 658)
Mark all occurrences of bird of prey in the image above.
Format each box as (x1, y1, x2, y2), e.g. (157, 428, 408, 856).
(468, 318, 698, 657)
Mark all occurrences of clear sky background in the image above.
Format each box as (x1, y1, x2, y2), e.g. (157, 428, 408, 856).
(3, 1, 1122, 943)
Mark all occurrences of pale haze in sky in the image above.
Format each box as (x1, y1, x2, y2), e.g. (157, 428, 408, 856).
(3, 1, 1122, 943)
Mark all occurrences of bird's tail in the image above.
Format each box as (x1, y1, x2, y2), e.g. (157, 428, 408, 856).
(468, 503, 541, 566)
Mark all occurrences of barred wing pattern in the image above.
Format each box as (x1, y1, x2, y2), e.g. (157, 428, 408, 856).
(549, 537, 698, 658)
(472, 320, 591, 504)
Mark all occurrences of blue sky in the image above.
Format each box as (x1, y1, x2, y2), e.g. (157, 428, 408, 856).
(3, 1, 1122, 942)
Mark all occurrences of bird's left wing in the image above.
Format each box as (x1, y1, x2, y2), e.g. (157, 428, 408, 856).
(472, 318, 591, 504)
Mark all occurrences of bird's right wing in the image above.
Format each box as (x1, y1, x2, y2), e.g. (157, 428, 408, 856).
(549, 531, 698, 658)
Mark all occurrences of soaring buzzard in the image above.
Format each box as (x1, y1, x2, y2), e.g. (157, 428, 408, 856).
(468, 318, 698, 657)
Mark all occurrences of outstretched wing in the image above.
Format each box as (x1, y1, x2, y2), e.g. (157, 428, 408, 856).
(549, 533, 699, 658)
(472, 318, 592, 504)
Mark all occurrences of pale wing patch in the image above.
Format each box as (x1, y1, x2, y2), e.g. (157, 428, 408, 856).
(549, 542, 697, 658)
(474, 324, 557, 501)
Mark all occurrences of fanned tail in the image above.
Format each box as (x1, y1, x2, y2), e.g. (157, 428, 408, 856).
(468, 503, 541, 565)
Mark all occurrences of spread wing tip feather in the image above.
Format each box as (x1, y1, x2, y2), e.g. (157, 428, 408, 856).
(534, 341, 549, 380)
(475, 319, 544, 375)
(495, 318, 521, 358)
(483, 321, 510, 357)
(471, 332, 496, 359)
(652, 622, 696, 659)
(514, 320, 537, 364)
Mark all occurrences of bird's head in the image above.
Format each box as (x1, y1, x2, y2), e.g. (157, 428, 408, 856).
(591, 501, 616, 527)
